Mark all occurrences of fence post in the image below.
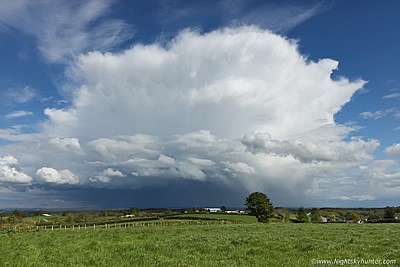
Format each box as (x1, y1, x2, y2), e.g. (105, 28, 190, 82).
(79, 225, 80, 230)
(52, 226, 54, 232)
(85, 224, 86, 231)
(64, 225, 66, 231)
(73, 225, 74, 231)
(60, 225, 61, 231)
(94, 224, 96, 230)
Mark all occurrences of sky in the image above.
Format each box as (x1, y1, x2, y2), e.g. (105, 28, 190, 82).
(0, 0, 399, 209)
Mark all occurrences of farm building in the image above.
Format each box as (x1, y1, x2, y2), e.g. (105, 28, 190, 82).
(206, 208, 221, 213)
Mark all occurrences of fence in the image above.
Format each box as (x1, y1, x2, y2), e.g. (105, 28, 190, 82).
(0, 219, 237, 234)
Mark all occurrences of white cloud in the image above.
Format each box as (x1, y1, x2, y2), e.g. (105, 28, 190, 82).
(187, 157, 215, 167)
(91, 168, 125, 183)
(222, 161, 255, 174)
(0, 156, 32, 183)
(87, 135, 161, 159)
(44, 26, 365, 140)
(102, 168, 125, 177)
(383, 93, 400, 99)
(36, 167, 79, 184)
(1, 26, 383, 207)
(359, 160, 400, 189)
(242, 126, 379, 164)
(5, 110, 33, 119)
(0, 126, 44, 142)
(360, 109, 396, 120)
(336, 195, 376, 201)
(231, 1, 329, 33)
(384, 144, 400, 157)
(48, 137, 84, 155)
(0, 86, 36, 105)
(0, 0, 133, 63)
(158, 154, 176, 165)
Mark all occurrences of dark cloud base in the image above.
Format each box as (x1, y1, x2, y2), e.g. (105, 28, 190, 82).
(61, 180, 248, 209)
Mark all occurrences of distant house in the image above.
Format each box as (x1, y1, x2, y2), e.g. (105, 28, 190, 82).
(42, 214, 51, 217)
(122, 214, 135, 218)
(206, 208, 221, 213)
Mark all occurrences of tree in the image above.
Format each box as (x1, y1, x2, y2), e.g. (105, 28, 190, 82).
(11, 209, 22, 217)
(165, 209, 172, 215)
(296, 207, 310, 223)
(384, 206, 395, 219)
(129, 207, 140, 216)
(346, 212, 361, 221)
(276, 208, 290, 223)
(368, 212, 380, 220)
(33, 209, 43, 217)
(220, 206, 227, 212)
(310, 208, 322, 223)
(245, 192, 274, 223)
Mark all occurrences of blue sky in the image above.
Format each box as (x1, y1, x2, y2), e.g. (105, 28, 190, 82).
(0, 0, 400, 209)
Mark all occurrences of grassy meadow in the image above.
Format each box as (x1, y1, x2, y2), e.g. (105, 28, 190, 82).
(1, 223, 399, 266)
(172, 213, 259, 223)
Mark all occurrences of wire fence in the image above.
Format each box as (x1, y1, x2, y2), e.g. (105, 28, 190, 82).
(0, 219, 238, 234)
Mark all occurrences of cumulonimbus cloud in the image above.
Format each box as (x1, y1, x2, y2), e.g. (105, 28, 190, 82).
(2, 26, 385, 207)
(44, 26, 365, 140)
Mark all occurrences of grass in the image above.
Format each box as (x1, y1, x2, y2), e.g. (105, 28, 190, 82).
(1, 223, 399, 266)
(172, 213, 258, 223)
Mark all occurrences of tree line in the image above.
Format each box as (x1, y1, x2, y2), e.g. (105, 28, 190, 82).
(244, 192, 399, 223)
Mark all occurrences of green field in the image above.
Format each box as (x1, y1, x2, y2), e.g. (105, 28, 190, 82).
(1, 223, 399, 266)
(172, 213, 259, 223)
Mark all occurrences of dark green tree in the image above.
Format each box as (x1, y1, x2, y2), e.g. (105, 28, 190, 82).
(220, 206, 227, 212)
(11, 209, 22, 217)
(346, 212, 361, 221)
(165, 209, 172, 215)
(296, 207, 310, 223)
(384, 206, 395, 219)
(310, 208, 323, 223)
(368, 212, 380, 220)
(129, 207, 140, 216)
(33, 209, 43, 217)
(245, 192, 274, 223)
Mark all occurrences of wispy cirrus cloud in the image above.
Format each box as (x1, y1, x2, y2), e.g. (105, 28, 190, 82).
(0, 86, 36, 105)
(360, 108, 397, 120)
(5, 110, 33, 119)
(229, 1, 331, 33)
(383, 93, 400, 99)
(0, 0, 133, 63)
(158, 0, 330, 34)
